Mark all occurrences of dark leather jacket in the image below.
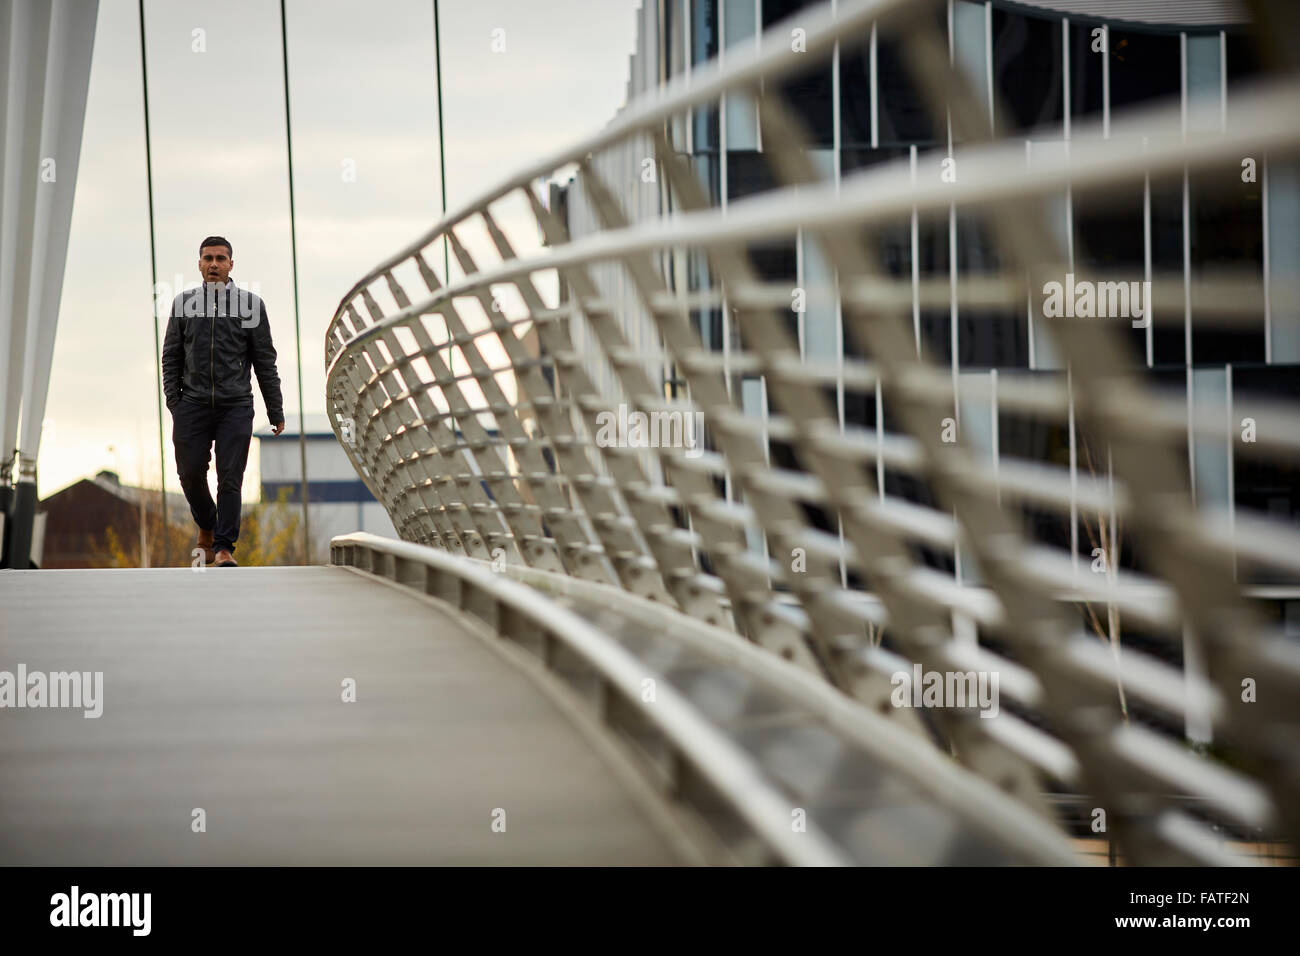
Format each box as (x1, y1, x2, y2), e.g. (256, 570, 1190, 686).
(162, 280, 284, 423)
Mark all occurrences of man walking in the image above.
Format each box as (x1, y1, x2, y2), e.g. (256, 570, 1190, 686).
(161, 236, 285, 567)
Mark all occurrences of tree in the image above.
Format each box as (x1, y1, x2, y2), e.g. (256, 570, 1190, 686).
(88, 502, 190, 569)
(231, 485, 318, 566)
(90, 485, 316, 567)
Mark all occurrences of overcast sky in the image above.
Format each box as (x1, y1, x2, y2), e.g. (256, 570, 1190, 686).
(39, 0, 640, 500)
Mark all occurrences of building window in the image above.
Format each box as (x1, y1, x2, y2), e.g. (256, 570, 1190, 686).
(800, 152, 838, 363)
(840, 30, 872, 148)
(1149, 180, 1185, 367)
(692, 150, 722, 207)
(957, 215, 1028, 368)
(877, 35, 940, 147)
(727, 148, 779, 200)
(1108, 28, 1181, 112)
(727, 151, 798, 338)
(1190, 161, 1265, 364)
(1232, 366, 1300, 585)
(1186, 31, 1223, 129)
(666, 0, 689, 150)
(996, 372, 1073, 554)
(1269, 160, 1300, 362)
(1224, 30, 1261, 87)
(951, 0, 989, 134)
(1067, 19, 1103, 122)
(992, 9, 1064, 134)
(692, 0, 720, 152)
(841, 147, 910, 360)
(688, 155, 723, 351)
(762, 0, 833, 147)
(917, 215, 951, 366)
(1073, 182, 1147, 364)
(723, 0, 759, 150)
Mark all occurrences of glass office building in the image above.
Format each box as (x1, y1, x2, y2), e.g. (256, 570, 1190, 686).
(560, 0, 1300, 649)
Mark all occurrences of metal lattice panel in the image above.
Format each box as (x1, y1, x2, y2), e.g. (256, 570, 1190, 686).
(325, 0, 1300, 864)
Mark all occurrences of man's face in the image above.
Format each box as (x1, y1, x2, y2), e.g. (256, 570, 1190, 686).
(199, 245, 232, 284)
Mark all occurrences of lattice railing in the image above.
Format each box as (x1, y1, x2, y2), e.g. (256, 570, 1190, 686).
(326, 0, 1300, 863)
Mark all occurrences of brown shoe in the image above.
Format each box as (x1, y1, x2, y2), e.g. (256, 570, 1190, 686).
(214, 549, 238, 567)
(196, 528, 215, 566)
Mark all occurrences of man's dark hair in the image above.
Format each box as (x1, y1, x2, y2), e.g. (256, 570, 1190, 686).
(199, 235, 232, 258)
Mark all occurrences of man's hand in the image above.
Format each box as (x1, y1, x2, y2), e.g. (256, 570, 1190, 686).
(271, 421, 285, 436)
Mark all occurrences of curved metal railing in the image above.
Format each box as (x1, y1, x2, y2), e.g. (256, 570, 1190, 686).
(332, 531, 1083, 865)
(326, 0, 1300, 864)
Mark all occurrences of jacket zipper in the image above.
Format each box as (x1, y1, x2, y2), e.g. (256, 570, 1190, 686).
(209, 291, 215, 407)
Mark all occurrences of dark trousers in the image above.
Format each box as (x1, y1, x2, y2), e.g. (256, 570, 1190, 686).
(171, 400, 255, 554)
